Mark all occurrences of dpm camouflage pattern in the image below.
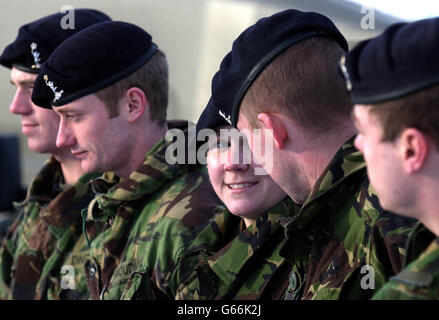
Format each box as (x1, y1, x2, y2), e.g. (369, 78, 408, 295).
(173, 197, 299, 300)
(0, 156, 63, 299)
(35, 172, 113, 300)
(279, 137, 417, 300)
(372, 222, 439, 300)
(72, 121, 224, 300)
(0, 156, 99, 299)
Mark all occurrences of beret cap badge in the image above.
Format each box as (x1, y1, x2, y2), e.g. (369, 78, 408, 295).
(218, 110, 232, 125)
(43, 74, 64, 102)
(30, 42, 41, 69)
(339, 55, 352, 91)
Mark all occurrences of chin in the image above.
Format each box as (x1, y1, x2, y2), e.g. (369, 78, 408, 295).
(228, 205, 258, 219)
(81, 162, 96, 174)
(27, 141, 53, 154)
(380, 200, 407, 217)
(376, 196, 397, 213)
(227, 206, 249, 217)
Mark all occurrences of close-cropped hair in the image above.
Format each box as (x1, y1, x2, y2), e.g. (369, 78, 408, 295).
(241, 36, 352, 133)
(95, 49, 168, 125)
(369, 82, 439, 149)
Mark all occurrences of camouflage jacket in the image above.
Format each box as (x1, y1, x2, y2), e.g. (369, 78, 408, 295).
(372, 222, 439, 300)
(65, 123, 224, 300)
(34, 173, 109, 300)
(173, 197, 298, 300)
(279, 137, 416, 300)
(0, 156, 98, 299)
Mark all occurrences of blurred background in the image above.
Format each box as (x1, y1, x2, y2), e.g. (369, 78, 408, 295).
(0, 0, 434, 213)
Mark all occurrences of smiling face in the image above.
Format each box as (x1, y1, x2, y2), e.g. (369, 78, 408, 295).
(207, 125, 286, 226)
(9, 67, 61, 154)
(54, 93, 132, 176)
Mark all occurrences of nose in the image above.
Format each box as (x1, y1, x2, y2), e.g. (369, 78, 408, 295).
(224, 140, 250, 172)
(9, 88, 33, 115)
(56, 119, 76, 149)
(354, 134, 364, 152)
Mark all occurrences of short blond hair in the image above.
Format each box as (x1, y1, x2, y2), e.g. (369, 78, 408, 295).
(369, 82, 439, 148)
(95, 49, 168, 124)
(241, 36, 352, 133)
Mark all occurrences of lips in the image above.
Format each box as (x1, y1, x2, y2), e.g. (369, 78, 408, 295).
(72, 150, 88, 159)
(21, 122, 38, 127)
(226, 182, 258, 190)
(21, 122, 38, 134)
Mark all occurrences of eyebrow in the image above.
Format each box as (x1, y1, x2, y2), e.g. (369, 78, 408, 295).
(55, 108, 76, 115)
(10, 79, 34, 86)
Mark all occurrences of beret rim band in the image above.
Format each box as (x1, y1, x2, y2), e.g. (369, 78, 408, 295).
(11, 63, 40, 74)
(230, 30, 336, 127)
(351, 73, 439, 105)
(48, 43, 158, 108)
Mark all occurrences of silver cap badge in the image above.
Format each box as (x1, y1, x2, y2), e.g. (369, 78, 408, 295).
(43, 74, 64, 102)
(339, 55, 352, 91)
(219, 110, 232, 125)
(30, 42, 41, 69)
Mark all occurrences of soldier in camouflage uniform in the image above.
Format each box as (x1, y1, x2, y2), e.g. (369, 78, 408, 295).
(121, 101, 297, 299)
(31, 21, 224, 299)
(0, 10, 111, 299)
(203, 9, 416, 299)
(344, 17, 439, 299)
(173, 199, 296, 300)
(173, 102, 300, 299)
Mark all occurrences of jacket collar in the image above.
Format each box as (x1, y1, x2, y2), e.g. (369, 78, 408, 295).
(278, 136, 366, 233)
(86, 122, 193, 222)
(20, 155, 64, 204)
(207, 197, 296, 285)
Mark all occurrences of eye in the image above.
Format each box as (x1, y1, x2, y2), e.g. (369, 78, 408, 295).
(215, 140, 230, 151)
(65, 114, 80, 121)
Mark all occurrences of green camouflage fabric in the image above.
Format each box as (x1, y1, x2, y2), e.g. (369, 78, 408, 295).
(0, 156, 99, 299)
(173, 197, 299, 300)
(279, 137, 417, 300)
(64, 121, 224, 300)
(0, 156, 63, 299)
(372, 222, 439, 300)
(36, 172, 113, 300)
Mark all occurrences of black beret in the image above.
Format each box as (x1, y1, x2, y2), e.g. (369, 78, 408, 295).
(32, 21, 158, 108)
(196, 97, 230, 134)
(0, 9, 111, 74)
(197, 9, 348, 130)
(342, 17, 439, 104)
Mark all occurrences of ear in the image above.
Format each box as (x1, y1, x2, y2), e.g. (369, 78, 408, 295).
(124, 87, 148, 122)
(257, 112, 287, 149)
(399, 128, 430, 174)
